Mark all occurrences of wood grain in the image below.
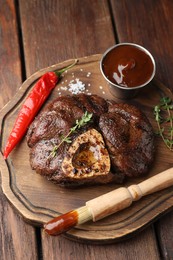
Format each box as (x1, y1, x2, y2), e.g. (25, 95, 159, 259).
(19, 0, 115, 77)
(110, 0, 173, 257)
(110, 0, 173, 92)
(1, 55, 173, 244)
(0, 0, 38, 259)
(42, 228, 160, 260)
(0, 0, 21, 109)
(156, 214, 173, 259)
(2, 0, 171, 258)
(0, 193, 38, 260)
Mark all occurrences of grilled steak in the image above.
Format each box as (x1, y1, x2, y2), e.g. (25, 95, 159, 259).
(99, 102, 155, 177)
(27, 94, 155, 187)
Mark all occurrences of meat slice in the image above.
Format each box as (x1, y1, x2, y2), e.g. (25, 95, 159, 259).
(27, 94, 108, 147)
(99, 103, 155, 177)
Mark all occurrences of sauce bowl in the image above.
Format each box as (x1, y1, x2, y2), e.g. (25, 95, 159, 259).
(100, 43, 156, 99)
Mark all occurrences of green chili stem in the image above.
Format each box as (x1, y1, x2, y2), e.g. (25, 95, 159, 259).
(55, 59, 78, 77)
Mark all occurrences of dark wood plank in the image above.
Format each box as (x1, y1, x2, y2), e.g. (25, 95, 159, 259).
(42, 228, 159, 260)
(110, 0, 173, 92)
(110, 0, 173, 258)
(0, 191, 38, 260)
(0, 0, 21, 108)
(19, 0, 115, 76)
(0, 0, 38, 259)
(18, 0, 160, 258)
(156, 215, 173, 259)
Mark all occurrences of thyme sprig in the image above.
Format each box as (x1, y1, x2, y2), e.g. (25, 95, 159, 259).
(51, 111, 93, 157)
(154, 96, 173, 151)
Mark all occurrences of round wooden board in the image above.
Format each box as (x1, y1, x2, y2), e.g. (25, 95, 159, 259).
(0, 54, 173, 244)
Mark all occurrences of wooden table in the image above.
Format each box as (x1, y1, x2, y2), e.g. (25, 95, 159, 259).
(0, 1, 173, 259)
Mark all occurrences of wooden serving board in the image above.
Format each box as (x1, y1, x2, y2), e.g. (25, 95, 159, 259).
(0, 54, 173, 244)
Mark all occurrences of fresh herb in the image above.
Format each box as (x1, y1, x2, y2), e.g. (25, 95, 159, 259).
(51, 111, 93, 157)
(154, 96, 173, 151)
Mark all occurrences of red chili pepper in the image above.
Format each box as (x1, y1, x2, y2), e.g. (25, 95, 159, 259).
(3, 59, 78, 159)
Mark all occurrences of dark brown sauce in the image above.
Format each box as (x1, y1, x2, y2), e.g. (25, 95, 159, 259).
(102, 45, 154, 88)
(44, 210, 78, 235)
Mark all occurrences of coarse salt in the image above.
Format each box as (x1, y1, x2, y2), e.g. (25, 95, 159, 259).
(87, 72, 91, 77)
(68, 78, 86, 94)
(60, 86, 68, 91)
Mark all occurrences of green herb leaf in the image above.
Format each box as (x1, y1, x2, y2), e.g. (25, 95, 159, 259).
(50, 111, 93, 157)
(154, 96, 173, 151)
(154, 105, 162, 122)
(160, 97, 171, 106)
(63, 137, 72, 143)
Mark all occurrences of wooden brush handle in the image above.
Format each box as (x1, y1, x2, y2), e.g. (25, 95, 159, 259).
(86, 168, 173, 221)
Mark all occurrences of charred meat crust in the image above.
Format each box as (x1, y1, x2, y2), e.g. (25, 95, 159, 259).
(26, 94, 154, 187)
(99, 103, 154, 177)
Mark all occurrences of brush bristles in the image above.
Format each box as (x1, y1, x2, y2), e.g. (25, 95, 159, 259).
(77, 206, 93, 225)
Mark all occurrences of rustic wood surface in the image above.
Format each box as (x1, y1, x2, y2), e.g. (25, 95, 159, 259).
(1, 55, 173, 244)
(0, 0, 173, 259)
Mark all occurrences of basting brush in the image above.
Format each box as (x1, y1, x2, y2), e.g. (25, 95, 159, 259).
(44, 167, 173, 236)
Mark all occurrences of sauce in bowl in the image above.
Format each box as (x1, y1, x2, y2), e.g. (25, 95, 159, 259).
(101, 44, 155, 88)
